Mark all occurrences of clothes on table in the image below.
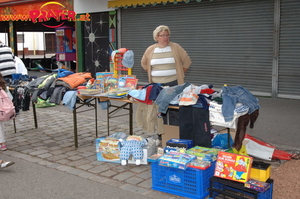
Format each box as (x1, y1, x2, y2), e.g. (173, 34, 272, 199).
(135, 102, 164, 135)
(221, 85, 260, 122)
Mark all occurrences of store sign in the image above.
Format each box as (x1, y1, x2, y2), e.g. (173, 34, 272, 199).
(0, 1, 90, 28)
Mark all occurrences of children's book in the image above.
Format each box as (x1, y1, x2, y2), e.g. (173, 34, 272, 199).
(93, 79, 104, 93)
(104, 77, 118, 93)
(118, 76, 135, 88)
(214, 151, 253, 183)
(96, 72, 114, 79)
(124, 78, 138, 90)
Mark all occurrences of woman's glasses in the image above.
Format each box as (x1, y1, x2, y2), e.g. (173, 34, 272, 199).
(158, 34, 170, 38)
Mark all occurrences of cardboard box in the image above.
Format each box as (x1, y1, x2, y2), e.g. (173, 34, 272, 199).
(158, 151, 196, 170)
(127, 140, 157, 165)
(186, 146, 220, 162)
(244, 179, 271, 192)
(162, 125, 179, 147)
(214, 151, 253, 183)
(95, 137, 121, 163)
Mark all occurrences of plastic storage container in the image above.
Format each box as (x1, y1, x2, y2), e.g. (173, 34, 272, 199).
(151, 161, 215, 199)
(209, 176, 273, 199)
(250, 161, 271, 182)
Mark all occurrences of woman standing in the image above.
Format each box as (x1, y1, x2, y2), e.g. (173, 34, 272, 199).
(0, 73, 8, 150)
(141, 25, 192, 86)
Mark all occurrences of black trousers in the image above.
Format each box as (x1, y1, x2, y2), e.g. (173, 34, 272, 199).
(179, 106, 211, 148)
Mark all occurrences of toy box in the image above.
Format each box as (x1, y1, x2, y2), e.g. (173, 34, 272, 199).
(166, 138, 193, 149)
(189, 159, 211, 170)
(164, 146, 186, 154)
(214, 151, 253, 183)
(95, 137, 121, 163)
(250, 161, 271, 182)
(158, 151, 196, 170)
(186, 146, 220, 162)
(152, 160, 216, 199)
(209, 177, 273, 199)
(245, 179, 271, 192)
(127, 139, 156, 165)
(147, 154, 163, 162)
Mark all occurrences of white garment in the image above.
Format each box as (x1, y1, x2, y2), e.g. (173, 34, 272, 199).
(0, 121, 5, 143)
(151, 69, 176, 77)
(15, 56, 28, 75)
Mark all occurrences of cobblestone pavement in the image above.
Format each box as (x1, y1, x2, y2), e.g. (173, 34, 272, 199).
(3, 108, 185, 199)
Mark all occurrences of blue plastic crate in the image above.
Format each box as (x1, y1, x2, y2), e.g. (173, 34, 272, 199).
(151, 161, 215, 199)
(209, 177, 273, 199)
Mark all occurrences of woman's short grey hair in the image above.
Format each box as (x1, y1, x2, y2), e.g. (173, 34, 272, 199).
(153, 25, 171, 42)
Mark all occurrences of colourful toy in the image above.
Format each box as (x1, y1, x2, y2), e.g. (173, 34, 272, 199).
(119, 135, 147, 166)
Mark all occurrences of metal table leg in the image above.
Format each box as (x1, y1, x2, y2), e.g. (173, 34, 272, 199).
(32, 101, 38, 128)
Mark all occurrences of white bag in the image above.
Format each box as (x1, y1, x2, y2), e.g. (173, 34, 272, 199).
(244, 134, 275, 161)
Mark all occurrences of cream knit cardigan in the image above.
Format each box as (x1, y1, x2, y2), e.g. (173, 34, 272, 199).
(141, 42, 192, 85)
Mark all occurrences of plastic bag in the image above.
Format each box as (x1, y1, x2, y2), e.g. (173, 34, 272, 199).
(212, 133, 233, 149)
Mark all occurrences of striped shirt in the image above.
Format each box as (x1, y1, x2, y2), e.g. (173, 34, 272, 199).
(150, 46, 177, 83)
(0, 43, 16, 77)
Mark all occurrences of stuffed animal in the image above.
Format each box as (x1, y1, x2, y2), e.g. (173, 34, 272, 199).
(119, 135, 147, 166)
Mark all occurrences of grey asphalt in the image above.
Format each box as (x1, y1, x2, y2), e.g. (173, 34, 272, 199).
(1, 70, 299, 199)
(0, 153, 151, 199)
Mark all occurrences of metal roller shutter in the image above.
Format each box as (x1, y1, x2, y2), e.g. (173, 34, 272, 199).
(121, 0, 274, 96)
(278, 0, 300, 99)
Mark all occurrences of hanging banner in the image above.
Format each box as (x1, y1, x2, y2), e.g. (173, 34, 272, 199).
(0, 1, 90, 28)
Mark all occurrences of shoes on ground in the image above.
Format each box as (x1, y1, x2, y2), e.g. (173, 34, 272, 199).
(0, 161, 15, 168)
(0, 144, 7, 151)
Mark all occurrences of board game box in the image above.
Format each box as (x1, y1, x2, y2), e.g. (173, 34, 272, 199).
(214, 151, 253, 183)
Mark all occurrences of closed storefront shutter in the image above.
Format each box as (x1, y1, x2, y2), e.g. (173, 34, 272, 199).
(121, 0, 274, 96)
(278, 0, 300, 99)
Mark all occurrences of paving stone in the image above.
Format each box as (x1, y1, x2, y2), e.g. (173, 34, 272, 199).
(56, 165, 72, 172)
(89, 175, 107, 183)
(50, 149, 65, 155)
(136, 171, 152, 179)
(20, 149, 35, 154)
(56, 159, 71, 165)
(48, 146, 62, 150)
(90, 160, 106, 166)
(138, 178, 152, 189)
(45, 163, 62, 169)
(37, 153, 53, 159)
(65, 151, 80, 156)
(88, 165, 109, 174)
(78, 172, 96, 179)
(66, 159, 91, 167)
(46, 154, 68, 161)
(66, 168, 86, 176)
(67, 155, 83, 161)
(130, 165, 150, 173)
(112, 171, 135, 181)
(125, 176, 144, 185)
(78, 164, 94, 171)
(29, 150, 49, 156)
(101, 170, 117, 177)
